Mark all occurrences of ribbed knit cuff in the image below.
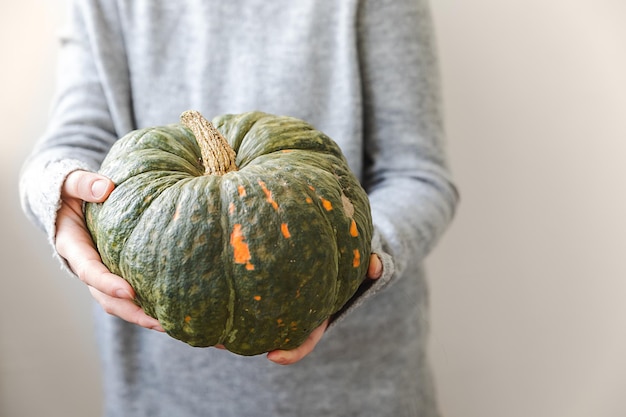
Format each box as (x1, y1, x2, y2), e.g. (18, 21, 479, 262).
(20, 158, 94, 276)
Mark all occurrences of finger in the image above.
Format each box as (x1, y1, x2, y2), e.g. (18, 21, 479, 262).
(56, 213, 135, 300)
(74, 258, 135, 300)
(88, 286, 164, 331)
(367, 254, 383, 279)
(267, 319, 329, 365)
(62, 170, 115, 202)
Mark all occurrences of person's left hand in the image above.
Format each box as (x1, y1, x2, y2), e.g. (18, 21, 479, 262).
(266, 253, 383, 365)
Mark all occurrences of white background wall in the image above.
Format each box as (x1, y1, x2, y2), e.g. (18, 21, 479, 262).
(1, 1, 625, 416)
(1, 1, 102, 417)
(427, 1, 626, 416)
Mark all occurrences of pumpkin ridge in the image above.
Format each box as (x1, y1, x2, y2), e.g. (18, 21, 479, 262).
(116, 180, 193, 313)
(102, 150, 201, 186)
(103, 126, 202, 181)
(150, 126, 202, 157)
(211, 112, 270, 156)
(218, 175, 237, 345)
(228, 114, 267, 169)
(154, 127, 205, 171)
(143, 147, 204, 175)
(112, 169, 194, 191)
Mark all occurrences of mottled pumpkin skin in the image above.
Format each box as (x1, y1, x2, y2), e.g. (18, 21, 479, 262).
(85, 111, 372, 355)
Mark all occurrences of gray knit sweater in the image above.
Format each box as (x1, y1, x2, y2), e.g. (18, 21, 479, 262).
(20, 1, 458, 416)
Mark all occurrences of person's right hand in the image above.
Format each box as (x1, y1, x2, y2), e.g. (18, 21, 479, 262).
(56, 170, 164, 332)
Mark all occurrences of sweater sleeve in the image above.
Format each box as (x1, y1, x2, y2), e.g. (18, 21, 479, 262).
(330, 0, 459, 324)
(19, 0, 132, 255)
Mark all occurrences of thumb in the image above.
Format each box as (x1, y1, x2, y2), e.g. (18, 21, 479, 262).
(62, 170, 115, 203)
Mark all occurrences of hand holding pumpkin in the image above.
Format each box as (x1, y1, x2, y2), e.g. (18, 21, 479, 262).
(56, 170, 164, 332)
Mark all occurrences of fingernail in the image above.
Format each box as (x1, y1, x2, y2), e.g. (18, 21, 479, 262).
(91, 179, 109, 199)
(152, 325, 165, 332)
(115, 289, 133, 299)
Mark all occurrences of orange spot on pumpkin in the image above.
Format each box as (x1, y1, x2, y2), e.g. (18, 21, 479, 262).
(228, 202, 235, 215)
(173, 205, 181, 221)
(230, 224, 254, 270)
(350, 219, 359, 237)
(353, 249, 361, 268)
(253, 295, 262, 301)
(305, 197, 313, 204)
(184, 315, 192, 323)
(321, 198, 333, 211)
(258, 180, 279, 210)
(237, 185, 247, 197)
(281, 223, 291, 239)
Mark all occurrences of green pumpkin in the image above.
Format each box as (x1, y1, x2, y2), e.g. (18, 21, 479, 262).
(85, 110, 372, 356)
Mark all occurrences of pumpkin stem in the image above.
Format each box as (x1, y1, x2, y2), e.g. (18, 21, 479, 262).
(180, 110, 238, 176)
